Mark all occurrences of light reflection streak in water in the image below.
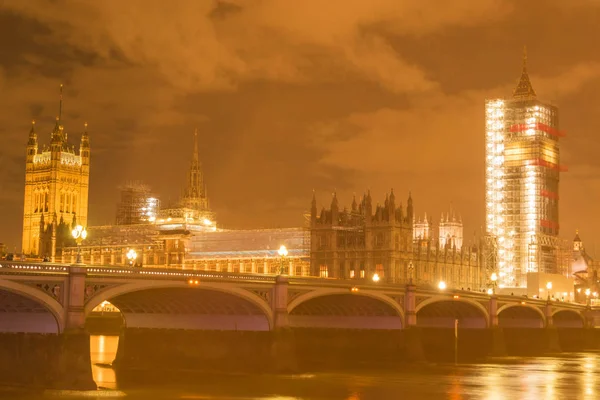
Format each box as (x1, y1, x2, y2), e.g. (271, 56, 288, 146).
(84, 338, 600, 400)
(90, 335, 119, 389)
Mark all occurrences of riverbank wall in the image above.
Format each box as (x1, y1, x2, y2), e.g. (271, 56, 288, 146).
(113, 327, 600, 374)
(2, 327, 600, 388)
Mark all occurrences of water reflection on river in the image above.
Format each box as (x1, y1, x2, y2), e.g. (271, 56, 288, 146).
(90, 335, 118, 389)
(87, 335, 599, 399)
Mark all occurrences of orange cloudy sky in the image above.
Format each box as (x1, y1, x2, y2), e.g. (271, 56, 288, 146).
(0, 0, 599, 250)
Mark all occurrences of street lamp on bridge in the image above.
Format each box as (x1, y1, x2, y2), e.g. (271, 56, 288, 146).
(488, 272, 498, 295)
(278, 245, 288, 275)
(127, 249, 138, 267)
(546, 281, 553, 301)
(71, 225, 87, 264)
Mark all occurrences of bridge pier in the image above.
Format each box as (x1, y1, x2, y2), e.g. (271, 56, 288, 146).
(403, 284, 425, 361)
(487, 295, 506, 356)
(270, 275, 297, 372)
(544, 302, 561, 353)
(52, 266, 96, 390)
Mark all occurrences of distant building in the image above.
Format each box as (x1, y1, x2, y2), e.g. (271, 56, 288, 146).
(21, 86, 90, 258)
(115, 182, 160, 225)
(310, 191, 483, 289)
(485, 49, 564, 287)
(0, 243, 6, 257)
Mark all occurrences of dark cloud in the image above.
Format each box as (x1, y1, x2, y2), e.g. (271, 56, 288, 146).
(0, 1, 599, 251)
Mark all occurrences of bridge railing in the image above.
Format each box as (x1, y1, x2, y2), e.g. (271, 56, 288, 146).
(0, 261, 69, 274)
(86, 265, 278, 283)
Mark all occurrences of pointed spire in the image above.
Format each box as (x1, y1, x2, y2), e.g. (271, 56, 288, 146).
(351, 193, 357, 211)
(81, 122, 89, 143)
(331, 191, 338, 209)
(513, 45, 537, 99)
(27, 120, 37, 147)
(181, 128, 208, 211)
(311, 190, 318, 223)
(58, 84, 63, 122)
(193, 127, 199, 163)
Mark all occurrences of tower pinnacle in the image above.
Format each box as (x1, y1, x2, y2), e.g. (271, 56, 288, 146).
(58, 84, 63, 123)
(193, 127, 199, 163)
(181, 129, 209, 212)
(513, 46, 537, 99)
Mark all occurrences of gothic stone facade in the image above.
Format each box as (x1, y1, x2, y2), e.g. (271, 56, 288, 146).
(310, 191, 484, 290)
(22, 93, 90, 257)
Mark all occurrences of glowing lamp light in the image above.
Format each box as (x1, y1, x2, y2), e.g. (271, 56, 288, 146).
(546, 282, 553, 290)
(586, 289, 591, 296)
(278, 245, 288, 257)
(203, 218, 212, 226)
(126, 249, 137, 264)
(350, 287, 359, 293)
(487, 288, 493, 295)
(71, 225, 87, 240)
(438, 281, 446, 290)
(372, 273, 380, 283)
(491, 273, 498, 282)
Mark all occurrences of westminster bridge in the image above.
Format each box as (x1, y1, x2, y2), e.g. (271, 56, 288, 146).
(1, 260, 600, 390)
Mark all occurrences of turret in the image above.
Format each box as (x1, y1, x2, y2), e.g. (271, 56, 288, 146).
(330, 192, 339, 226)
(365, 190, 372, 223)
(406, 192, 413, 222)
(388, 189, 396, 221)
(80, 122, 90, 168)
(311, 191, 317, 224)
(351, 194, 357, 212)
(574, 230, 583, 252)
(26, 121, 38, 167)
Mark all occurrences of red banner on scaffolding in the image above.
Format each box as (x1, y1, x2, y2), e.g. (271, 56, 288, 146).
(528, 159, 568, 172)
(541, 219, 559, 229)
(540, 190, 559, 200)
(510, 123, 566, 138)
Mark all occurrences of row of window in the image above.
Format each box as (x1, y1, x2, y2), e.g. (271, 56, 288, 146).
(32, 192, 79, 214)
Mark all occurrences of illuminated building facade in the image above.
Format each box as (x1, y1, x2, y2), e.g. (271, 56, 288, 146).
(413, 213, 432, 242)
(439, 210, 463, 249)
(311, 192, 483, 289)
(157, 128, 214, 226)
(22, 86, 90, 257)
(485, 50, 563, 287)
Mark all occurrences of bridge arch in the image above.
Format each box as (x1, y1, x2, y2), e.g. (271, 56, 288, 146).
(552, 309, 585, 328)
(416, 296, 489, 328)
(0, 279, 64, 333)
(288, 288, 405, 329)
(85, 281, 274, 330)
(497, 303, 546, 328)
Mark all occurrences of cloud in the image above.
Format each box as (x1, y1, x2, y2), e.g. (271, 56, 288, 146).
(3, 0, 507, 93)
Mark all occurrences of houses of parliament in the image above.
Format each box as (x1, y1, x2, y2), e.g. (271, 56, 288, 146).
(18, 86, 488, 290)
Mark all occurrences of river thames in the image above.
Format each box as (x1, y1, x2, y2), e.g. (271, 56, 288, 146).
(9, 335, 600, 399)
